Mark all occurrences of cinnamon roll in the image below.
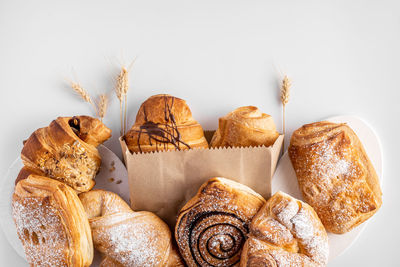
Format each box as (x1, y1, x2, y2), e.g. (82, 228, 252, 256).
(175, 177, 266, 267)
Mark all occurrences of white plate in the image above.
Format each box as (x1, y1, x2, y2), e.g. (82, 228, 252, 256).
(0, 145, 129, 266)
(272, 115, 383, 261)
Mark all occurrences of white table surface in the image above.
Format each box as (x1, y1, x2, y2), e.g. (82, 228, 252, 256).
(0, 0, 399, 266)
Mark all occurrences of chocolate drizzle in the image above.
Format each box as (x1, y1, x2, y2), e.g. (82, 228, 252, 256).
(136, 95, 191, 153)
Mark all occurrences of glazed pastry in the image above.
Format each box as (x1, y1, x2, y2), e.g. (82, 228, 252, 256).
(21, 116, 111, 192)
(124, 94, 209, 153)
(175, 177, 266, 267)
(79, 190, 184, 267)
(289, 121, 382, 234)
(210, 106, 279, 148)
(12, 175, 93, 267)
(240, 191, 329, 267)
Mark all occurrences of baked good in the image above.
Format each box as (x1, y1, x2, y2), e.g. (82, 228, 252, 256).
(79, 190, 184, 267)
(12, 175, 93, 267)
(175, 177, 266, 267)
(21, 116, 111, 192)
(124, 94, 209, 153)
(210, 106, 279, 148)
(288, 121, 382, 234)
(240, 191, 329, 267)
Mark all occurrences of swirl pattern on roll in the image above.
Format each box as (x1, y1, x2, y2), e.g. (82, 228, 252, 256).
(175, 177, 266, 267)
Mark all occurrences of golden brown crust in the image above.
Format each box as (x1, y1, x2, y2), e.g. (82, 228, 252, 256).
(240, 191, 329, 267)
(288, 121, 382, 234)
(210, 106, 279, 148)
(124, 94, 208, 153)
(79, 190, 184, 267)
(12, 175, 93, 267)
(175, 177, 266, 267)
(21, 116, 111, 192)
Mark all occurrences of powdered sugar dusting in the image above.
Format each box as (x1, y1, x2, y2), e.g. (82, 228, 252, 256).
(290, 128, 379, 233)
(244, 193, 329, 266)
(12, 197, 69, 267)
(92, 212, 170, 266)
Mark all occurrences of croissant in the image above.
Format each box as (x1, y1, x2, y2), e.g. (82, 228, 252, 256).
(79, 190, 184, 267)
(21, 116, 111, 192)
(124, 94, 209, 153)
(12, 175, 93, 267)
(240, 191, 329, 267)
(289, 121, 382, 234)
(175, 177, 266, 267)
(210, 106, 279, 148)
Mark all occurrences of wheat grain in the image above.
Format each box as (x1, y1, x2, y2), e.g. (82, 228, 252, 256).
(97, 94, 108, 121)
(115, 67, 129, 136)
(280, 75, 291, 106)
(280, 75, 291, 152)
(71, 82, 97, 113)
(71, 82, 93, 103)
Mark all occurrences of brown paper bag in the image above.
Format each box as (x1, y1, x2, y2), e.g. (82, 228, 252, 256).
(120, 134, 283, 227)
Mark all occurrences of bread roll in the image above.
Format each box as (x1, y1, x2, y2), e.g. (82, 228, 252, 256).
(240, 191, 329, 267)
(12, 175, 93, 267)
(288, 121, 382, 234)
(210, 106, 279, 148)
(79, 190, 184, 267)
(175, 177, 266, 267)
(21, 116, 111, 192)
(124, 94, 209, 153)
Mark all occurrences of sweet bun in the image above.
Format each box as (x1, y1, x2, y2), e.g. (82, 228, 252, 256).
(124, 94, 208, 153)
(211, 106, 279, 148)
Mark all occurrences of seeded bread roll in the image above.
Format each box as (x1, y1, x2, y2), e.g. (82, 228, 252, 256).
(21, 116, 111, 192)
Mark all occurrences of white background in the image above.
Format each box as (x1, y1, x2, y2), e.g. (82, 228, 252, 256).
(0, 0, 399, 266)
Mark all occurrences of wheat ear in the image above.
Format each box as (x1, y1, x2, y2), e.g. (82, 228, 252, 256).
(71, 82, 97, 113)
(115, 67, 129, 136)
(280, 75, 291, 150)
(97, 94, 108, 122)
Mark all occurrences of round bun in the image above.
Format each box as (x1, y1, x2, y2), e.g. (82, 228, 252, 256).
(211, 106, 279, 148)
(124, 94, 208, 153)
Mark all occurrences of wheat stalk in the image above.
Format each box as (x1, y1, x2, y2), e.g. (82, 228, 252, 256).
(115, 67, 129, 136)
(97, 94, 108, 122)
(280, 75, 291, 150)
(71, 82, 97, 113)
